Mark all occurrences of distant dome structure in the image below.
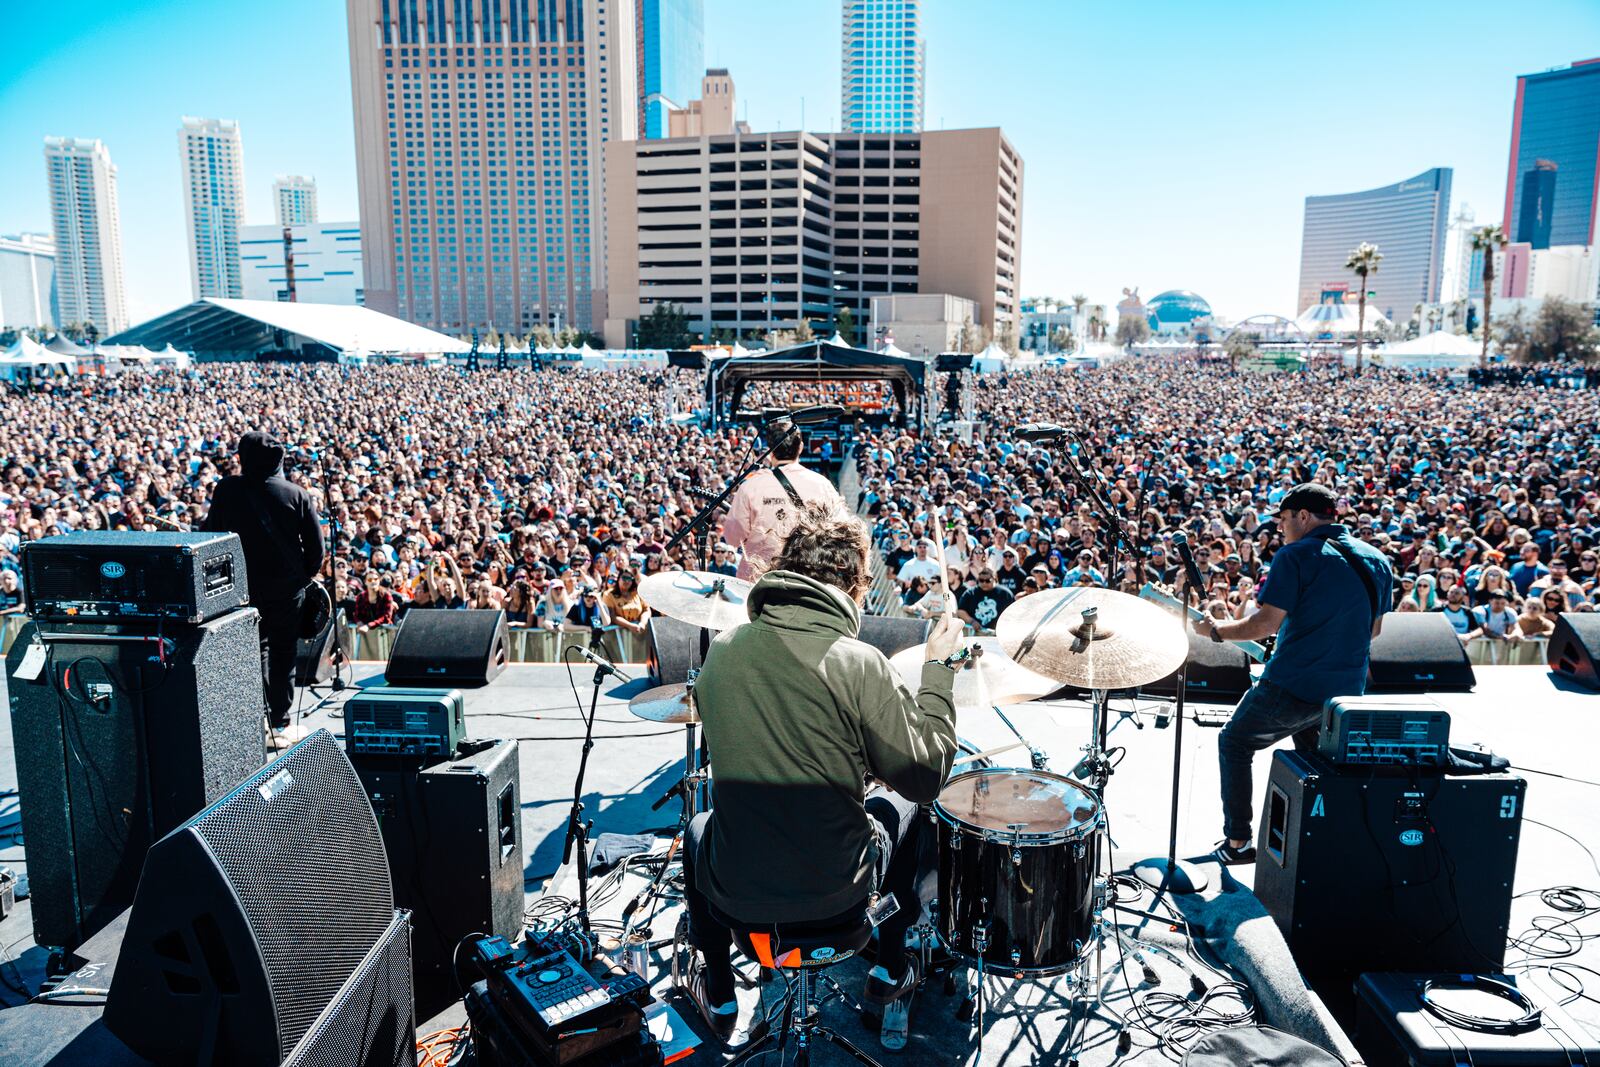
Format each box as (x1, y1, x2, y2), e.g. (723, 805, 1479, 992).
(1146, 290, 1212, 333)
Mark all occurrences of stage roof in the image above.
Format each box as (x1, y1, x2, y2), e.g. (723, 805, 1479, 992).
(106, 298, 470, 359)
(707, 339, 932, 430)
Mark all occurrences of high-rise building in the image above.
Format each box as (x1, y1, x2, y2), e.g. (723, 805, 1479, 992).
(1441, 204, 1484, 304)
(346, 0, 638, 335)
(841, 0, 924, 134)
(240, 222, 364, 305)
(603, 126, 1022, 347)
(1296, 167, 1452, 320)
(43, 137, 128, 335)
(0, 233, 57, 329)
(637, 0, 702, 139)
(178, 117, 246, 299)
(1503, 58, 1600, 249)
(273, 175, 320, 226)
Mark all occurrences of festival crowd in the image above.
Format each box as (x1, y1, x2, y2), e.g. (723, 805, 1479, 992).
(2, 361, 1597, 655)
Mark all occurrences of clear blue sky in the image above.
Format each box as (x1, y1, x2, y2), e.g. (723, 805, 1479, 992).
(3, 0, 1598, 325)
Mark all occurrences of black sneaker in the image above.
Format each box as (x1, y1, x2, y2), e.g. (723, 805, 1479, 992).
(1212, 840, 1257, 866)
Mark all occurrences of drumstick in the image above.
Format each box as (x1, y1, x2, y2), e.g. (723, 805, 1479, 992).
(929, 501, 952, 617)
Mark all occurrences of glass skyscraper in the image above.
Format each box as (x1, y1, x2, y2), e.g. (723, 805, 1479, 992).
(637, 0, 703, 139)
(1503, 59, 1600, 250)
(841, 0, 924, 134)
(1296, 167, 1453, 320)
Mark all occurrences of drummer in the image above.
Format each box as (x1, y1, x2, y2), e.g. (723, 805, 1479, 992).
(720, 418, 843, 580)
(679, 501, 964, 1050)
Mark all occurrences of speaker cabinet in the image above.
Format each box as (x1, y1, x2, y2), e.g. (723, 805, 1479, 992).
(354, 739, 523, 1018)
(1547, 613, 1600, 690)
(385, 609, 508, 688)
(104, 729, 395, 1066)
(4, 611, 266, 951)
(1143, 631, 1254, 702)
(1367, 612, 1476, 692)
(646, 614, 719, 685)
(280, 910, 417, 1067)
(1255, 750, 1523, 999)
(856, 614, 933, 659)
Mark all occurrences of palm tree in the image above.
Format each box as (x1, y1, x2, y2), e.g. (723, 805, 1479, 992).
(1471, 224, 1507, 369)
(1070, 292, 1087, 338)
(1344, 242, 1383, 372)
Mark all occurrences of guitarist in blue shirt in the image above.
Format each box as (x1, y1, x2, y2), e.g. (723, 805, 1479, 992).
(1194, 484, 1393, 865)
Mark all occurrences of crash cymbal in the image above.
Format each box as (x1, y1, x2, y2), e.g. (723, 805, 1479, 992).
(638, 570, 753, 631)
(889, 636, 1059, 708)
(996, 587, 1187, 691)
(629, 683, 699, 725)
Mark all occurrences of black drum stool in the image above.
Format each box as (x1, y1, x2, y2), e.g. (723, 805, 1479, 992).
(713, 904, 882, 1067)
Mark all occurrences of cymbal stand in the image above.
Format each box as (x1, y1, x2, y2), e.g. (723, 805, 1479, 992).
(965, 644, 1048, 770)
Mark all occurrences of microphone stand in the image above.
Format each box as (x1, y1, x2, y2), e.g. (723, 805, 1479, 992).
(1132, 562, 1209, 896)
(561, 646, 610, 940)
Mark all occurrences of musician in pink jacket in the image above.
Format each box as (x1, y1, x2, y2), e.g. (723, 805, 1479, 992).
(721, 420, 843, 580)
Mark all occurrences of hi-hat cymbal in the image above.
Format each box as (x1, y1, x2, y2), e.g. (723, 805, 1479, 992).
(996, 587, 1188, 691)
(629, 683, 698, 724)
(638, 570, 753, 631)
(889, 636, 1059, 709)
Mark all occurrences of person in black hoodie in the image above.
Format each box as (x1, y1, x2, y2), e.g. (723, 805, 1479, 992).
(202, 431, 324, 741)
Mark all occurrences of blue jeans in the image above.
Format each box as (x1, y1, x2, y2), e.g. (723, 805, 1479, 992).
(1217, 679, 1323, 843)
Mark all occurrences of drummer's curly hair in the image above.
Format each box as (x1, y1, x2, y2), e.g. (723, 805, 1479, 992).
(771, 501, 871, 602)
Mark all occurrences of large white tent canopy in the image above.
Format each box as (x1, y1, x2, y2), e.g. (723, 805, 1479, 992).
(1376, 330, 1484, 368)
(1295, 302, 1391, 336)
(107, 298, 471, 360)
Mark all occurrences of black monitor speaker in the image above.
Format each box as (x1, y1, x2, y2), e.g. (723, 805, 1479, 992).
(647, 614, 719, 685)
(385, 609, 508, 687)
(1366, 612, 1475, 692)
(1143, 631, 1254, 703)
(855, 614, 932, 660)
(1547, 613, 1600, 690)
(104, 729, 397, 1066)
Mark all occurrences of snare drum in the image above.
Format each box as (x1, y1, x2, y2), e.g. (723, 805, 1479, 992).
(933, 767, 1101, 975)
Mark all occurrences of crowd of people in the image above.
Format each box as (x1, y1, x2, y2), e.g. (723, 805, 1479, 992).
(2, 360, 1597, 655)
(861, 362, 1599, 647)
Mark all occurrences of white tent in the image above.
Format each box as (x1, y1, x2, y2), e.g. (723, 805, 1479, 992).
(826, 332, 849, 347)
(971, 341, 1011, 373)
(880, 340, 909, 356)
(0, 336, 77, 382)
(1295, 302, 1391, 336)
(1374, 331, 1483, 369)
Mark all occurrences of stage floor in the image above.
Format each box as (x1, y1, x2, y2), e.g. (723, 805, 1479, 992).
(0, 664, 1596, 1064)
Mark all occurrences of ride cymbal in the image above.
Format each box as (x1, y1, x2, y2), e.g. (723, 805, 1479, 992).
(996, 587, 1187, 691)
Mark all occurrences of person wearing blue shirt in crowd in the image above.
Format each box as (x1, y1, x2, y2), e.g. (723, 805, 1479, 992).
(1507, 542, 1550, 597)
(1195, 483, 1393, 865)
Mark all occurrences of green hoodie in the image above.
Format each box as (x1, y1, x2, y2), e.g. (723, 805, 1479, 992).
(693, 569, 958, 923)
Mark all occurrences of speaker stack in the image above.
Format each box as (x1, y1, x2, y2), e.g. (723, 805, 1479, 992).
(348, 636, 523, 1017)
(1547, 613, 1600, 689)
(6, 532, 267, 953)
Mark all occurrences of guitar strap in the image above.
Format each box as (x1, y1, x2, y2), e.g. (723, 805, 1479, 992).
(1325, 535, 1380, 623)
(770, 464, 806, 511)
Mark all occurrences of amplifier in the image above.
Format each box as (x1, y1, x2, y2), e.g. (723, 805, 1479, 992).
(1317, 695, 1451, 769)
(1354, 972, 1600, 1066)
(1255, 750, 1524, 1010)
(21, 531, 248, 624)
(344, 686, 466, 761)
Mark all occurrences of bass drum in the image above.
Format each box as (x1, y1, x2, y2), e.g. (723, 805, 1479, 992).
(933, 767, 1100, 976)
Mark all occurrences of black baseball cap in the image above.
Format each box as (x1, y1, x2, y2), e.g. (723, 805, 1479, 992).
(1278, 483, 1338, 518)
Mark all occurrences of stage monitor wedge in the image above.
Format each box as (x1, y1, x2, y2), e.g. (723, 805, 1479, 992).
(385, 608, 507, 688)
(1547, 613, 1600, 690)
(105, 729, 394, 1067)
(1366, 612, 1476, 692)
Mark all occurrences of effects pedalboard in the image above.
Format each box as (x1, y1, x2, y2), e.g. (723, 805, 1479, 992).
(471, 930, 657, 1066)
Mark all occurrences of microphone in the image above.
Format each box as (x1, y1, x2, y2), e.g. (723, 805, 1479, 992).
(578, 646, 633, 683)
(1015, 423, 1069, 442)
(765, 404, 845, 426)
(1171, 531, 1208, 599)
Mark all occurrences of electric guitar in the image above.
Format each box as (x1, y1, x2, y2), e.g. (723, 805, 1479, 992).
(1138, 582, 1268, 663)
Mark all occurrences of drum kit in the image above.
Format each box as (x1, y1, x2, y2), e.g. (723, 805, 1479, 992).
(626, 571, 1194, 1047)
